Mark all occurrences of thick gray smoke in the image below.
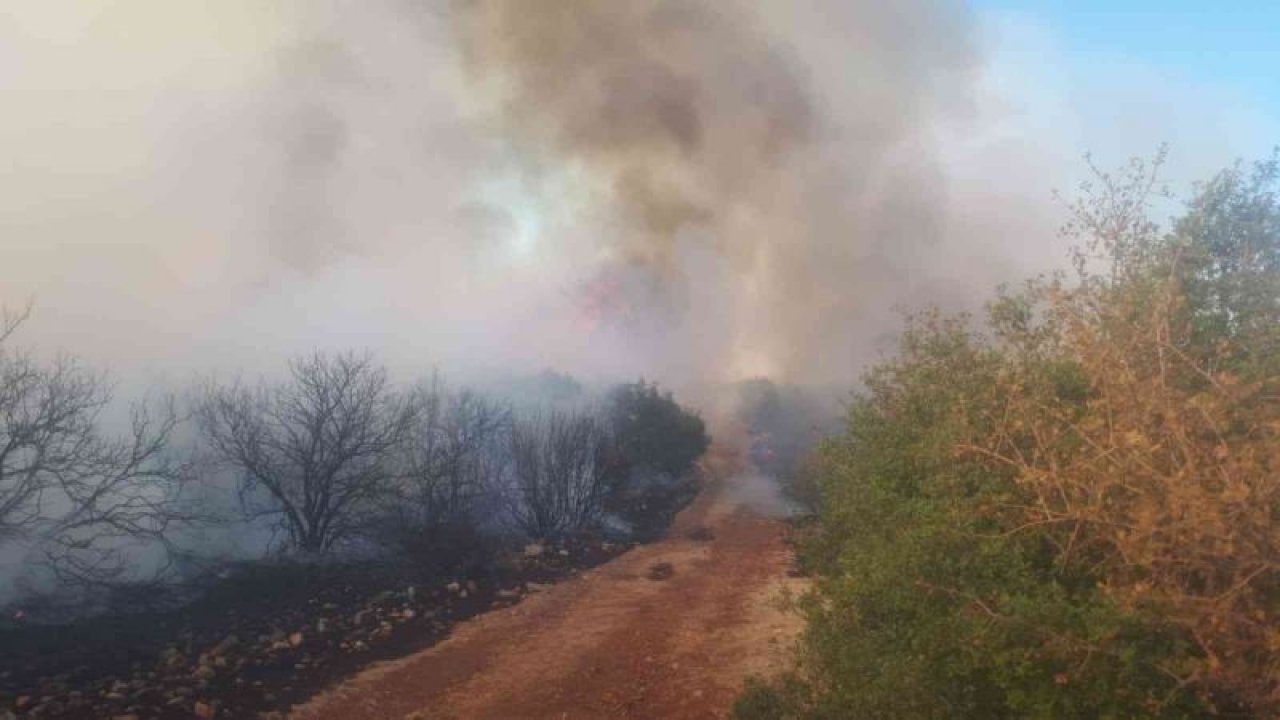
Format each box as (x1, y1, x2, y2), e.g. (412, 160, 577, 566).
(1, 0, 1065, 399)
(453, 0, 996, 382)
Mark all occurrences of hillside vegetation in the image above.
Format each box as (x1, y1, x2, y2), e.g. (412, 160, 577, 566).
(739, 153, 1280, 718)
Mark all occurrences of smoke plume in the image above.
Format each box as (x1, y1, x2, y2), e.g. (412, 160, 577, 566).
(0, 0, 1063, 399)
(453, 0, 990, 382)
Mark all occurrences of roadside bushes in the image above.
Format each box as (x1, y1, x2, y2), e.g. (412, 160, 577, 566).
(377, 381, 510, 575)
(1, 334, 713, 614)
(732, 378, 838, 513)
(604, 380, 710, 538)
(745, 154, 1280, 718)
(607, 380, 709, 478)
(195, 365, 711, 560)
(507, 410, 623, 539)
(505, 380, 711, 541)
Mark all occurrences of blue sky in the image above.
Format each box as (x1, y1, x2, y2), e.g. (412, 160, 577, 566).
(965, 1, 1278, 189)
(974, 1, 1278, 115)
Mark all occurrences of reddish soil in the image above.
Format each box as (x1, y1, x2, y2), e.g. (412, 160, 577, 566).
(292, 454, 804, 720)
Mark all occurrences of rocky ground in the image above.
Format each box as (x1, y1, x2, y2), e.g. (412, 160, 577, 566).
(1, 448, 798, 720)
(0, 537, 629, 720)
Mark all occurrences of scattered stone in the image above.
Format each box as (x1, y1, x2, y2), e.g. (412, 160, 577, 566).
(210, 635, 239, 657)
(0, 527, 640, 720)
(162, 647, 185, 668)
(687, 526, 715, 542)
(647, 562, 675, 581)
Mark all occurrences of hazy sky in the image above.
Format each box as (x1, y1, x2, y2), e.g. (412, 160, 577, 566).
(974, 1, 1278, 179)
(978, 0, 1278, 120)
(0, 1, 1275, 396)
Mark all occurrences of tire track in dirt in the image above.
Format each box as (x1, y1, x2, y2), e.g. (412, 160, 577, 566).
(291, 452, 803, 720)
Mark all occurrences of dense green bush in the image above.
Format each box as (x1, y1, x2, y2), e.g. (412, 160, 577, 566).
(607, 380, 710, 478)
(742, 154, 1280, 719)
(604, 380, 710, 537)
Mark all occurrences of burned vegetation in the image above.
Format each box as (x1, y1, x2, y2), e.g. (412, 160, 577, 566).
(0, 338, 709, 719)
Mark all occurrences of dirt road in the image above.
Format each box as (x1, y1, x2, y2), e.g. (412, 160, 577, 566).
(292, 455, 804, 720)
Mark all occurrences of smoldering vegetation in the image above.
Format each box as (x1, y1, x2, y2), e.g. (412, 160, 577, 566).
(0, 328, 709, 617)
(703, 378, 844, 518)
(0, 313, 709, 717)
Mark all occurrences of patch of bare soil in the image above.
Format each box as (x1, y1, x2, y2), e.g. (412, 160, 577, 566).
(293, 458, 803, 720)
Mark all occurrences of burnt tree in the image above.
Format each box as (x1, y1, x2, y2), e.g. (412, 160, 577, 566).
(198, 352, 415, 554)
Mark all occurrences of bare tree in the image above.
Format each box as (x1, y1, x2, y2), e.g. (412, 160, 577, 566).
(376, 379, 510, 570)
(197, 352, 416, 554)
(507, 410, 621, 539)
(385, 380, 509, 536)
(0, 308, 192, 587)
(0, 301, 31, 346)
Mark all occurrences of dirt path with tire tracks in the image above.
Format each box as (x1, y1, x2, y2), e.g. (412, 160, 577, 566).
(291, 449, 804, 720)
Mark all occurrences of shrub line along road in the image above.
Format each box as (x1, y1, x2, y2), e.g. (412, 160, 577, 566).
(292, 447, 804, 720)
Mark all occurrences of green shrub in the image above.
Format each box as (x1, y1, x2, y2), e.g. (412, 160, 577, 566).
(756, 154, 1280, 718)
(734, 677, 806, 720)
(607, 380, 710, 478)
(603, 380, 710, 537)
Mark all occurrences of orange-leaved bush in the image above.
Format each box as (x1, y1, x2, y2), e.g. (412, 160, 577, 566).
(740, 152, 1279, 719)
